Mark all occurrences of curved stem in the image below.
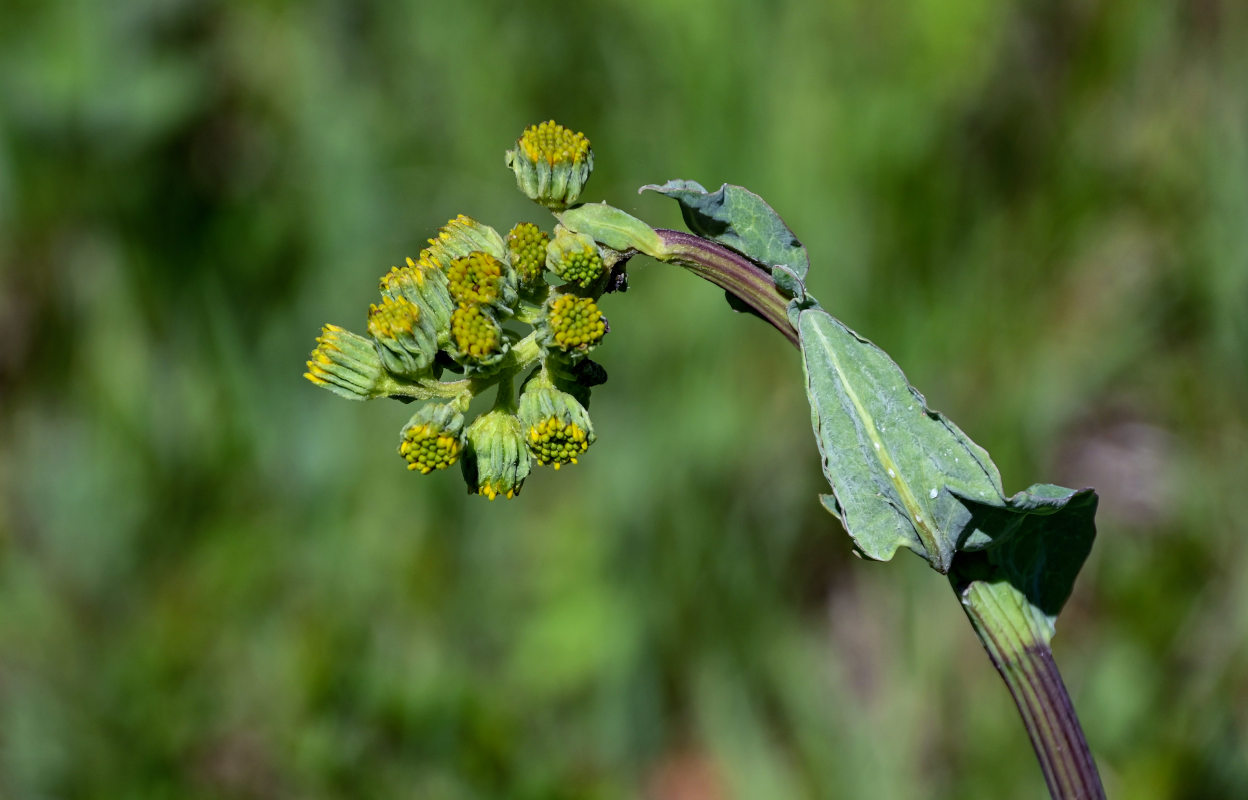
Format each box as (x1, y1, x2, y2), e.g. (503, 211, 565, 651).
(387, 332, 544, 401)
(654, 229, 798, 347)
(955, 579, 1106, 799)
(655, 225, 1103, 799)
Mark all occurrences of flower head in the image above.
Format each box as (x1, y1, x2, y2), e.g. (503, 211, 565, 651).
(507, 222, 550, 287)
(543, 293, 607, 355)
(461, 409, 531, 500)
(305, 124, 622, 499)
(448, 304, 508, 369)
(446, 251, 508, 306)
(421, 215, 508, 271)
(399, 402, 466, 474)
(519, 377, 595, 469)
(304, 324, 395, 400)
(367, 295, 437, 378)
(379, 257, 453, 339)
(546, 227, 606, 289)
(505, 121, 594, 209)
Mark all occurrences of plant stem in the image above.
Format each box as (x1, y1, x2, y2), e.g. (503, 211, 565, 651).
(387, 332, 544, 401)
(657, 228, 1104, 799)
(654, 229, 798, 347)
(955, 579, 1106, 800)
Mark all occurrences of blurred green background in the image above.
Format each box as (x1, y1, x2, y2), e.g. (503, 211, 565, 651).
(1, 0, 1245, 797)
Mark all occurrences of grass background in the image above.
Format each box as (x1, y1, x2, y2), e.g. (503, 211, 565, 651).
(1, 0, 1245, 797)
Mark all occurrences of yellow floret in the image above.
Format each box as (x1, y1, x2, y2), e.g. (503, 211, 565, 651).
(507, 223, 550, 284)
(399, 422, 463, 474)
(554, 241, 603, 288)
(519, 120, 591, 166)
(547, 294, 606, 351)
(367, 295, 420, 339)
(450, 304, 501, 359)
(527, 417, 590, 468)
(446, 251, 505, 305)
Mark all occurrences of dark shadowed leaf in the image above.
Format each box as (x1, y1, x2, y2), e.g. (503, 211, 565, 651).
(950, 484, 1098, 638)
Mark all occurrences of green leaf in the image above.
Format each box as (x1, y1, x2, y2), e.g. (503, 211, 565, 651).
(640, 180, 809, 297)
(641, 177, 1098, 630)
(558, 202, 666, 259)
(949, 484, 1098, 639)
(798, 305, 1005, 571)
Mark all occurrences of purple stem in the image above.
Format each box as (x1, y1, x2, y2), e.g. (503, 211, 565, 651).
(655, 229, 798, 347)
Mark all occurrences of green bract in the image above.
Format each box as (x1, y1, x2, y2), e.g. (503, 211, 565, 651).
(304, 324, 397, 400)
(461, 409, 531, 500)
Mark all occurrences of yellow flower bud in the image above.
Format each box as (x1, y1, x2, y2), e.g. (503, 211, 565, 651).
(507, 222, 550, 287)
(449, 304, 508, 369)
(446, 251, 508, 306)
(505, 121, 594, 210)
(461, 409, 531, 500)
(379, 257, 453, 342)
(367, 295, 438, 378)
(304, 324, 394, 400)
(399, 402, 466, 474)
(518, 377, 595, 469)
(421, 215, 508, 271)
(542, 293, 607, 355)
(546, 227, 606, 290)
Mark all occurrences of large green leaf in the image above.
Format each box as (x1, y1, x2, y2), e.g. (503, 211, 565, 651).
(798, 306, 1006, 571)
(640, 180, 809, 297)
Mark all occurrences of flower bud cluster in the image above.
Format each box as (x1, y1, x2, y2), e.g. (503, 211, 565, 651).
(304, 121, 641, 498)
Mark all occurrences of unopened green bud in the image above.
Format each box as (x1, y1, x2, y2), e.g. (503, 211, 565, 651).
(445, 251, 517, 310)
(422, 215, 508, 271)
(547, 227, 606, 290)
(304, 324, 396, 400)
(542, 293, 607, 355)
(399, 402, 466, 474)
(379, 257, 454, 341)
(448, 304, 508, 369)
(507, 222, 550, 287)
(505, 120, 593, 210)
(462, 409, 531, 500)
(518, 377, 595, 469)
(367, 295, 437, 378)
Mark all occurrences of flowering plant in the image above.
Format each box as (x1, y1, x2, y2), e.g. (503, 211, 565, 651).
(305, 121, 1105, 799)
